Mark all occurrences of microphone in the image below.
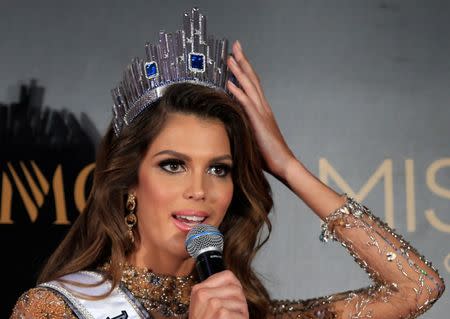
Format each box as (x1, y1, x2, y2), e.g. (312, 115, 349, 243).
(185, 224, 225, 281)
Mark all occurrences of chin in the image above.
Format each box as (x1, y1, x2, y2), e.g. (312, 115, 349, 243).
(166, 238, 192, 259)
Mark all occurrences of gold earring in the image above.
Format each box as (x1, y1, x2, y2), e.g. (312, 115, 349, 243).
(125, 194, 137, 243)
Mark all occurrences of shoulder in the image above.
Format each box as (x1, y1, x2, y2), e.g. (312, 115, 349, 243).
(10, 287, 77, 319)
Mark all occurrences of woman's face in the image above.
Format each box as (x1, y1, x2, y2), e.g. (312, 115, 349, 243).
(132, 113, 234, 264)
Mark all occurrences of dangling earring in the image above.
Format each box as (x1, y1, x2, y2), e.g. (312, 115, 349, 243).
(125, 193, 137, 243)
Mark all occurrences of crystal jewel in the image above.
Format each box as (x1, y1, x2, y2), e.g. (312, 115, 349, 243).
(386, 252, 397, 262)
(100, 262, 196, 317)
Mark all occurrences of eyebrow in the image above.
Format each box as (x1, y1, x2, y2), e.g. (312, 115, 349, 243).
(153, 150, 233, 163)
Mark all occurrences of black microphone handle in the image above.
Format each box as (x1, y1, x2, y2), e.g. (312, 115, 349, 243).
(195, 249, 225, 281)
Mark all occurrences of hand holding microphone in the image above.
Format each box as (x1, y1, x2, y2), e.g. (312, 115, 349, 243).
(185, 224, 249, 319)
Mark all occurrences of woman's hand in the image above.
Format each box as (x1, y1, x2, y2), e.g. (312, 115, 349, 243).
(226, 40, 296, 180)
(189, 270, 249, 319)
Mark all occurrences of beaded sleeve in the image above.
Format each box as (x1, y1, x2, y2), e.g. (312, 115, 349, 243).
(10, 287, 77, 319)
(270, 196, 445, 319)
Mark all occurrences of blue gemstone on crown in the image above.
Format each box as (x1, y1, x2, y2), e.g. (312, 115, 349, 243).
(145, 61, 159, 79)
(189, 53, 205, 73)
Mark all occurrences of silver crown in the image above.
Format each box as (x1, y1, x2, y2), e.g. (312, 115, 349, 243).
(111, 7, 237, 136)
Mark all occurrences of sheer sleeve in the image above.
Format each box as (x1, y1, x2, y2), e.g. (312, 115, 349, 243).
(269, 196, 445, 319)
(10, 287, 77, 319)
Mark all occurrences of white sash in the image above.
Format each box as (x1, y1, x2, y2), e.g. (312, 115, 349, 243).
(39, 271, 149, 319)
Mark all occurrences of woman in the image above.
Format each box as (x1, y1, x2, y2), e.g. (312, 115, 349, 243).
(11, 8, 445, 319)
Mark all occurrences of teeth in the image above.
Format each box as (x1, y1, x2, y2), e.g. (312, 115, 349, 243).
(176, 215, 206, 222)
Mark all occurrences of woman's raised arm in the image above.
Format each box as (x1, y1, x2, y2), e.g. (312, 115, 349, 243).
(226, 41, 445, 319)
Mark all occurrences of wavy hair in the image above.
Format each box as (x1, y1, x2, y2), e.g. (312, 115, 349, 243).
(38, 83, 274, 317)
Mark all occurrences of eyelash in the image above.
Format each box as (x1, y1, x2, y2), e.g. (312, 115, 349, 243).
(158, 159, 232, 178)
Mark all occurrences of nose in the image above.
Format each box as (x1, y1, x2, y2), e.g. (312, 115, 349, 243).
(183, 172, 206, 201)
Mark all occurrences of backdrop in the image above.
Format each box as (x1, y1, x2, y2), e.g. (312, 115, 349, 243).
(1, 0, 449, 317)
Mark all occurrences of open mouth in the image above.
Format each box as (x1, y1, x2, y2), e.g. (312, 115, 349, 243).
(174, 215, 207, 223)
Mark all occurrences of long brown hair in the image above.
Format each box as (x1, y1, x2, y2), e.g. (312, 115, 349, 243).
(38, 83, 274, 317)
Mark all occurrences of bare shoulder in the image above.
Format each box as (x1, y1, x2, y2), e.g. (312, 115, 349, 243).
(10, 287, 77, 319)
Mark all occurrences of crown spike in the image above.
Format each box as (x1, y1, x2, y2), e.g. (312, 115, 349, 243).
(175, 30, 187, 79)
(125, 64, 138, 104)
(199, 14, 207, 45)
(192, 9, 200, 51)
(183, 12, 191, 41)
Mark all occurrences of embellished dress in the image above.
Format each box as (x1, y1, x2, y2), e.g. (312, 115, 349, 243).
(10, 198, 445, 319)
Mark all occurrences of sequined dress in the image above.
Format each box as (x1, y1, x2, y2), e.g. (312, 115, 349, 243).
(10, 198, 445, 319)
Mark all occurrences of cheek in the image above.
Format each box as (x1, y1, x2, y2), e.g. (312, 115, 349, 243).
(211, 180, 234, 217)
(137, 174, 179, 212)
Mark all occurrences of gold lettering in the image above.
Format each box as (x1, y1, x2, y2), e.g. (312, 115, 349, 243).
(425, 209, 450, 233)
(0, 173, 13, 224)
(445, 253, 450, 273)
(405, 159, 416, 232)
(74, 163, 95, 213)
(20, 161, 45, 206)
(52, 165, 69, 225)
(31, 160, 49, 194)
(1, 162, 93, 224)
(319, 158, 394, 227)
(427, 158, 450, 198)
(425, 158, 450, 233)
(7, 162, 38, 222)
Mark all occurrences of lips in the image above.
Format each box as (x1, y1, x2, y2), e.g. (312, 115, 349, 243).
(172, 210, 209, 232)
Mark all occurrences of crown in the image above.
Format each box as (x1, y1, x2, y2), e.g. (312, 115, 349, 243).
(111, 7, 237, 136)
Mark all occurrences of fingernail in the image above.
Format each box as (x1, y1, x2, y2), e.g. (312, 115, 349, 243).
(236, 40, 242, 50)
(229, 55, 237, 65)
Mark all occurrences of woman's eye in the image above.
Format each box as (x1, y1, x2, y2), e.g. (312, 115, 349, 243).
(208, 165, 231, 177)
(159, 160, 185, 173)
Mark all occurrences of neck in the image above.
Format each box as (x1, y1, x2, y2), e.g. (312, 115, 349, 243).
(127, 245, 196, 277)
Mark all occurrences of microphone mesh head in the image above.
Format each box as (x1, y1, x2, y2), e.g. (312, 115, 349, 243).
(185, 224, 224, 259)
